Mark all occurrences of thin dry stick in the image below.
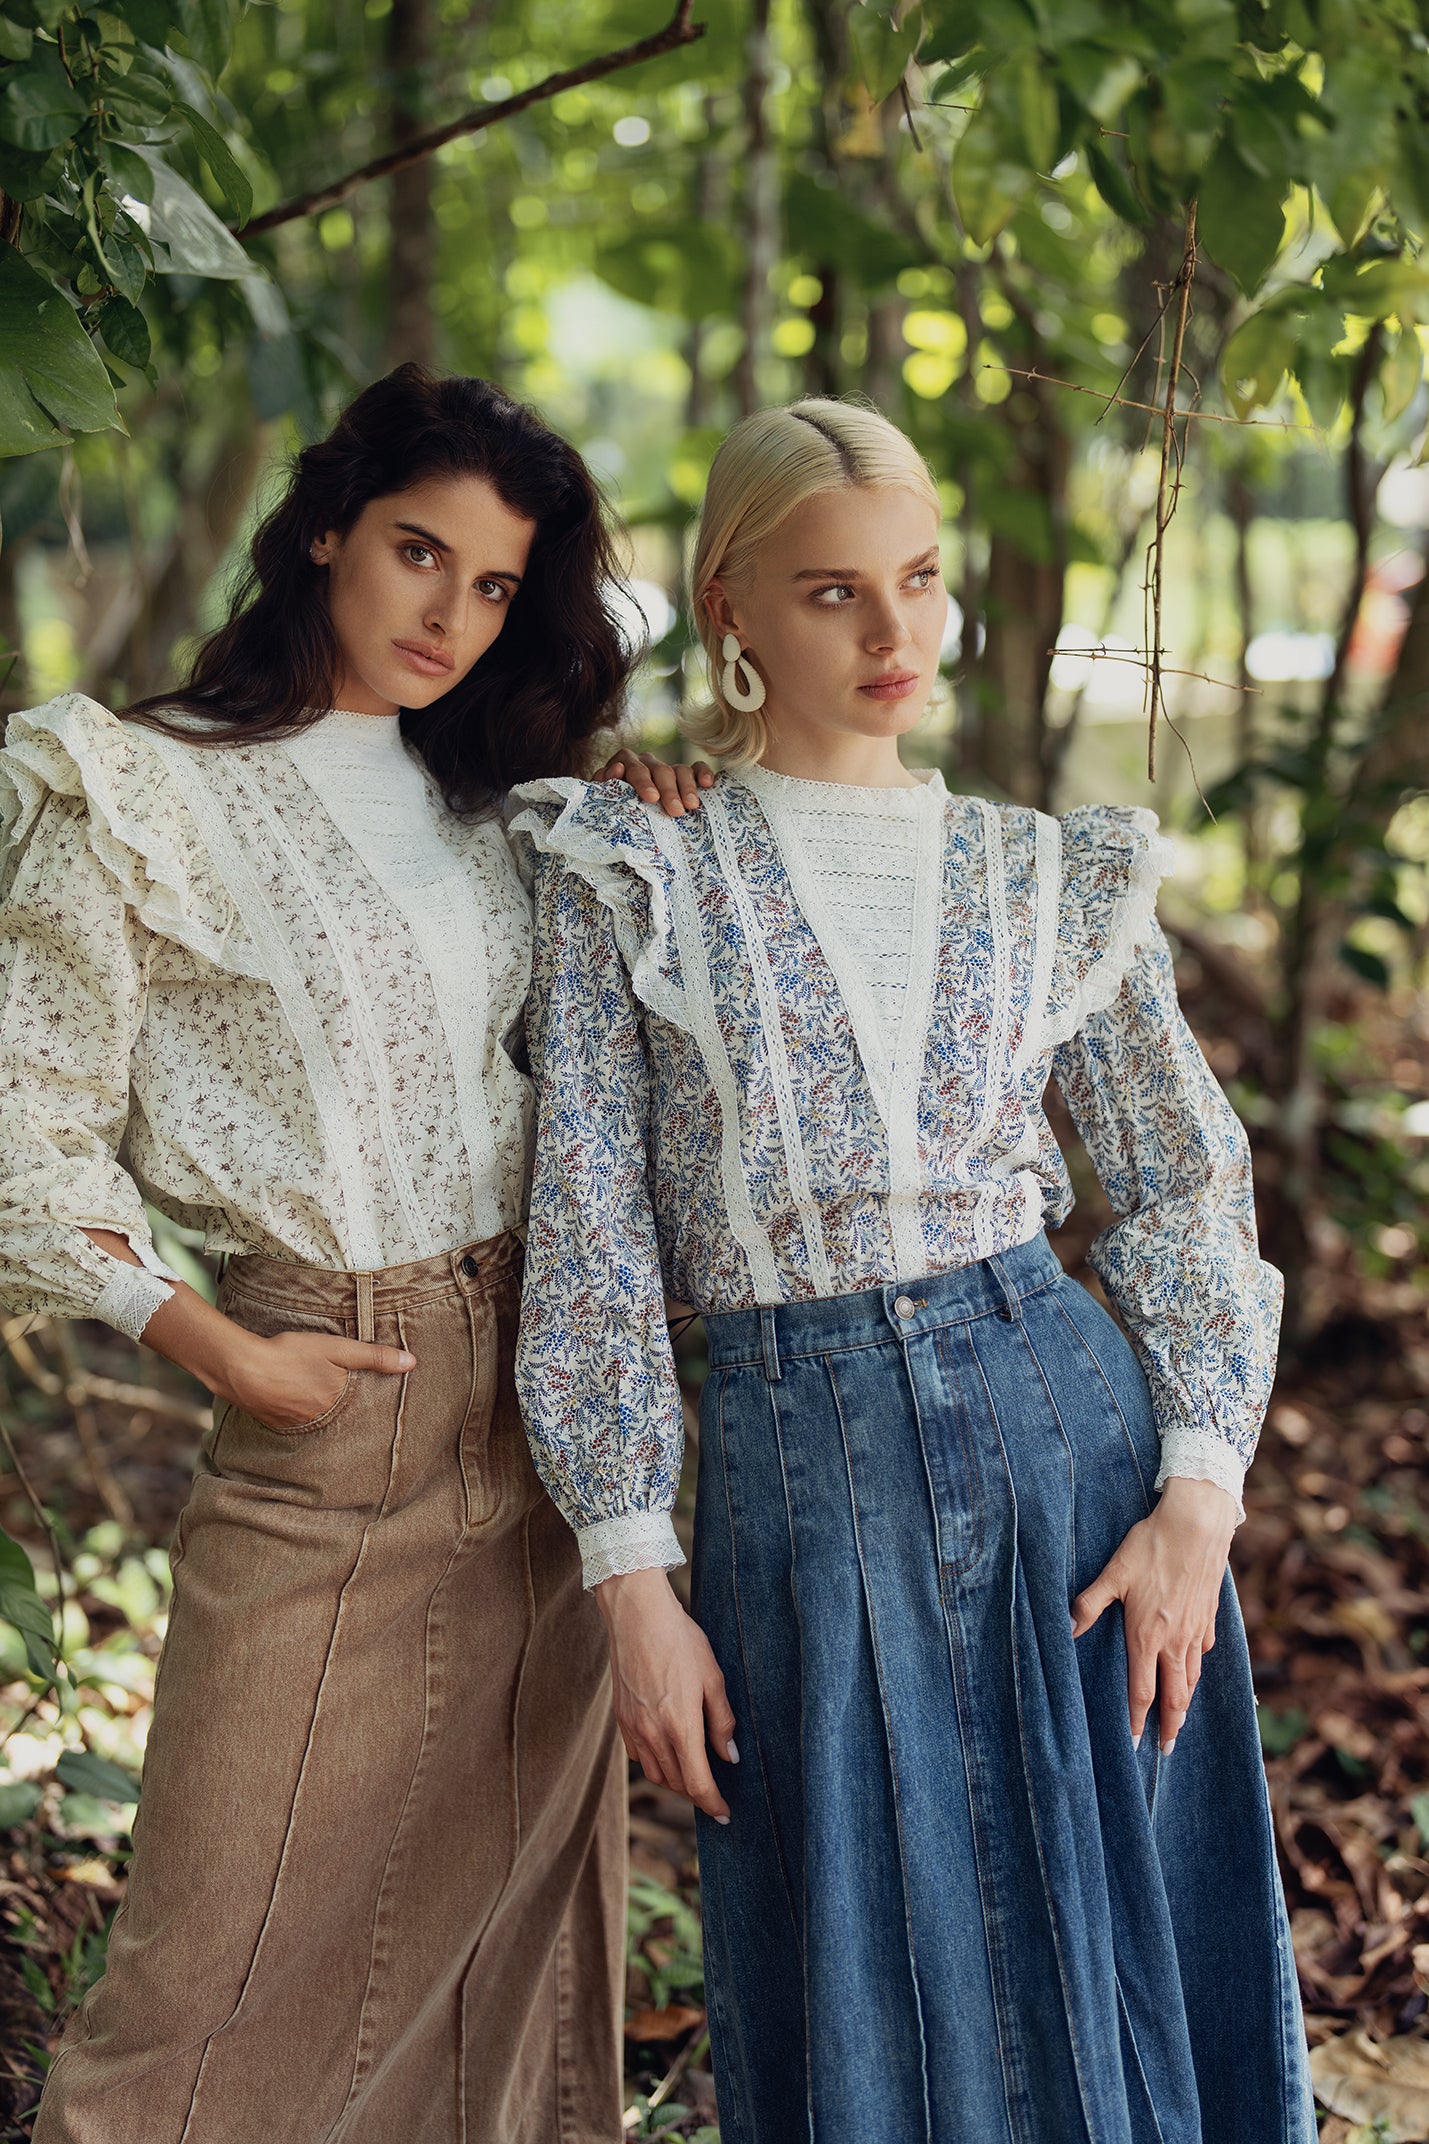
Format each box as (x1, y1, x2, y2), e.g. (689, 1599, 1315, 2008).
(0, 1405, 66, 1647)
(1044, 646, 1261, 696)
(241, 2, 705, 238)
(991, 366, 1314, 433)
(1145, 200, 1198, 781)
(48, 1324, 133, 1528)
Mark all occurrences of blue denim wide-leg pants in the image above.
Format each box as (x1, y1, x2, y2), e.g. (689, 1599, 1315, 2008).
(692, 1234, 1314, 2144)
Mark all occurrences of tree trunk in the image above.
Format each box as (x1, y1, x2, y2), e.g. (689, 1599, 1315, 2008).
(734, 0, 776, 418)
(384, 0, 436, 369)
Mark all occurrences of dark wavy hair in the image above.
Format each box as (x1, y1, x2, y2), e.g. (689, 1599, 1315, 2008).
(125, 364, 635, 809)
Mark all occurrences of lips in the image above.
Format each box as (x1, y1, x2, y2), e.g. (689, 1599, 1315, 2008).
(392, 639, 454, 678)
(858, 671, 921, 700)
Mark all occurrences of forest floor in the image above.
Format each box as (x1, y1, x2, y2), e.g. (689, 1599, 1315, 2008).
(0, 1198, 1425, 2136)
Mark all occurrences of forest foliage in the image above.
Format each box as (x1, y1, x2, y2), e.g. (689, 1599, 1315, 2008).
(0, 7, 1427, 2128)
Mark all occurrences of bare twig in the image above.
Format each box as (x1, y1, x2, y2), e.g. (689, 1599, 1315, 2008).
(0, 1408, 66, 1641)
(897, 76, 923, 153)
(647, 2025, 711, 2111)
(987, 366, 1315, 433)
(1145, 200, 1198, 780)
(241, 2, 705, 238)
(49, 1324, 133, 1527)
(1043, 645, 1260, 695)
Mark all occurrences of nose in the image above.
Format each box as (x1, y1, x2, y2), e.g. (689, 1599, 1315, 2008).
(866, 597, 911, 654)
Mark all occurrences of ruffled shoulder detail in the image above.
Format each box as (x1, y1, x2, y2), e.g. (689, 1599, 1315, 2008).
(507, 776, 677, 1011)
(0, 693, 237, 964)
(1041, 803, 1176, 1051)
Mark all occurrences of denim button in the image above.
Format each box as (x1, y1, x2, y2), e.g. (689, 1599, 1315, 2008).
(894, 1294, 917, 1320)
(460, 1253, 479, 1278)
(996, 1304, 1013, 1321)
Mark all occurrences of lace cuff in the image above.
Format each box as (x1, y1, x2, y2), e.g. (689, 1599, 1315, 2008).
(575, 1510, 686, 1590)
(1154, 1427, 1248, 1525)
(91, 1262, 175, 1342)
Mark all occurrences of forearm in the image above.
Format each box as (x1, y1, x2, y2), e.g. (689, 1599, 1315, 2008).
(83, 1227, 260, 1402)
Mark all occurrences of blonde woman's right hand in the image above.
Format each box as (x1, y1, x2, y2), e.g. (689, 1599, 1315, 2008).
(596, 1566, 738, 1823)
(220, 1328, 415, 1430)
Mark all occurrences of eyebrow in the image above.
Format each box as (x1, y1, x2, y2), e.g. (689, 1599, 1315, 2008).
(394, 522, 524, 585)
(793, 547, 940, 581)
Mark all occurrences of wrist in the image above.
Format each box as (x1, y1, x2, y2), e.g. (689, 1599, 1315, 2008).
(595, 1565, 676, 1625)
(1157, 1475, 1238, 1536)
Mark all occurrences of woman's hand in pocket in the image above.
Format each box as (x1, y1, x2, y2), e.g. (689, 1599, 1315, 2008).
(596, 1566, 737, 1822)
(1071, 1476, 1237, 1754)
(220, 1328, 415, 1430)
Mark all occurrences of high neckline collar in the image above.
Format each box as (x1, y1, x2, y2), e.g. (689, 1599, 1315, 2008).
(737, 764, 947, 811)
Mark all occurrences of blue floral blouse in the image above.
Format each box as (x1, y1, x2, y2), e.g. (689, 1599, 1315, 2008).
(509, 768, 1282, 1587)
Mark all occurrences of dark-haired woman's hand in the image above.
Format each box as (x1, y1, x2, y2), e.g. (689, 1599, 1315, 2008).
(593, 750, 714, 816)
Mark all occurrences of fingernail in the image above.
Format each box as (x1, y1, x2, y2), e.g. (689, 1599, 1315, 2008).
(1132, 1732, 1141, 1750)
(715, 1813, 730, 1826)
(1162, 1738, 1176, 1756)
(398, 1352, 416, 1368)
(726, 1739, 740, 1764)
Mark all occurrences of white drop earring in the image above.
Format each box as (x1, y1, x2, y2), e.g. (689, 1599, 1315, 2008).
(720, 631, 766, 713)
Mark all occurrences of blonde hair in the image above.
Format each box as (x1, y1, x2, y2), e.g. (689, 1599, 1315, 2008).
(685, 398, 941, 765)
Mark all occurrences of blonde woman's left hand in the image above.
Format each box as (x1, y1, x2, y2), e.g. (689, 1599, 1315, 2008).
(1071, 1476, 1238, 1755)
(593, 749, 714, 816)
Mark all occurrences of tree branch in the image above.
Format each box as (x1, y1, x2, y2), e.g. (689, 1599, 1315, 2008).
(241, 1, 705, 240)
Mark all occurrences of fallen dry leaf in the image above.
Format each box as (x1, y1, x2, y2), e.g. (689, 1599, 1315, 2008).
(1311, 2028, 1429, 2138)
(623, 2004, 705, 2044)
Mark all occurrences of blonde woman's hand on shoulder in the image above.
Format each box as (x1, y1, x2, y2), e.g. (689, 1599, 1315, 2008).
(595, 1565, 737, 1822)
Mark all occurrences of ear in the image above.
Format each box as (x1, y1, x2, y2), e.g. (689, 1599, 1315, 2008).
(702, 580, 740, 638)
(309, 528, 339, 567)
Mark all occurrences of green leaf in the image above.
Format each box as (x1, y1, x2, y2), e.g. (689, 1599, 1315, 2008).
(55, 1748, 140, 1802)
(97, 293, 149, 364)
(1197, 138, 1285, 296)
(850, 3, 923, 104)
(0, 44, 88, 152)
(783, 172, 923, 289)
(0, 18, 35, 60)
(0, 136, 61, 200)
(173, 0, 234, 79)
(0, 1780, 42, 1828)
(0, 1527, 57, 1679)
(1012, 51, 1059, 170)
(1379, 322, 1423, 425)
(113, 0, 176, 42)
(0, 241, 122, 456)
(1086, 137, 1151, 224)
(1220, 304, 1298, 416)
(951, 104, 1028, 245)
(128, 142, 257, 278)
(177, 104, 251, 225)
(99, 135, 154, 201)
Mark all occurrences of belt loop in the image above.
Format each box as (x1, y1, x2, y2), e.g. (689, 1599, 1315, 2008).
(759, 1307, 783, 1383)
(986, 1254, 1022, 1322)
(354, 1270, 376, 1344)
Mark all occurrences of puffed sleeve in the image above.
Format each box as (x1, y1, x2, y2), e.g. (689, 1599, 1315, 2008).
(0, 694, 232, 1338)
(508, 779, 687, 1589)
(1049, 806, 1282, 1515)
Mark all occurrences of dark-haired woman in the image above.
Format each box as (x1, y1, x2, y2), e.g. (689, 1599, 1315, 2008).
(0, 364, 705, 2144)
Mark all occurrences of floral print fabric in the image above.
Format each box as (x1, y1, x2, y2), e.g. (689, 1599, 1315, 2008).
(510, 771, 1282, 1586)
(0, 694, 535, 1336)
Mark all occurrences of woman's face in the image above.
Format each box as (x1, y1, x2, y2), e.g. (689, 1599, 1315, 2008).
(708, 483, 947, 753)
(312, 473, 537, 718)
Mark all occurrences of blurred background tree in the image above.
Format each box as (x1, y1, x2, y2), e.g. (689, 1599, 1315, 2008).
(2, 3, 1429, 2133)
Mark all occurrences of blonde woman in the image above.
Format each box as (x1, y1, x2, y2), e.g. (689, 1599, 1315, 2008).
(511, 402, 1313, 2143)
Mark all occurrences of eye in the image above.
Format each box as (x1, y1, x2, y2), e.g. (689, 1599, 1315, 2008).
(906, 568, 938, 590)
(476, 578, 511, 604)
(402, 542, 437, 567)
(811, 583, 856, 607)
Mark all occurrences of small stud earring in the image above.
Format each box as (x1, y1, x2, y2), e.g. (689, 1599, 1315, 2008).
(720, 631, 766, 714)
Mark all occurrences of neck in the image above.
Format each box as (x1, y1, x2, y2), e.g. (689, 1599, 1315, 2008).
(756, 717, 916, 788)
(327, 669, 399, 719)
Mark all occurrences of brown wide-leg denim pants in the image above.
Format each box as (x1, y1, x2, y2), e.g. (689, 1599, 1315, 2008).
(36, 1232, 626, 2144)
